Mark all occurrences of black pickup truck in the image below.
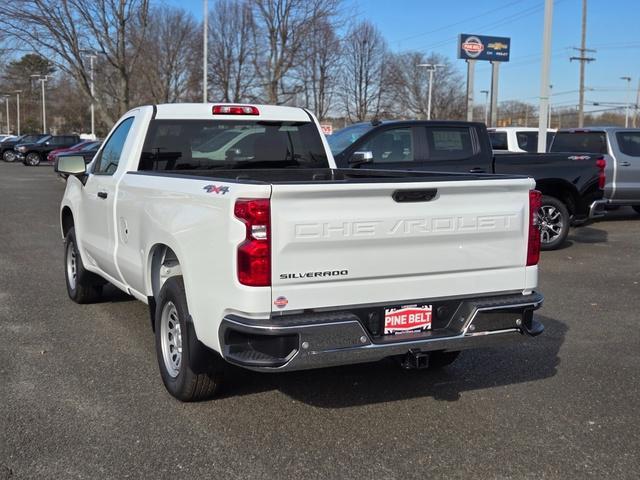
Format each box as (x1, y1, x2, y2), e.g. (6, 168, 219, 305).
(329, 121, 606, 250)
(16, 134, 81, 166)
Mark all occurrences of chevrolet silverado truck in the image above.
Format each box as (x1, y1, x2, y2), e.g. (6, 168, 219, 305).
(330, 121, 606, 250)
(56, 103, 544, 401)
(550, 127, 640, 214)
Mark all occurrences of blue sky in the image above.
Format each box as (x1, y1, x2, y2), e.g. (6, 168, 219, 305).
(171, 0, 640, 113)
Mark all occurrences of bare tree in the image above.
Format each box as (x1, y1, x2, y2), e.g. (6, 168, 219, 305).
(133, 6, 200, 104)
(0, 0, 150, 124)
(251, 0, 339, 104)
(208, 0, 255, 103)
(385, 52, 465, 120)
(299, 18, 341, 121)
(341, 20, 387, 122)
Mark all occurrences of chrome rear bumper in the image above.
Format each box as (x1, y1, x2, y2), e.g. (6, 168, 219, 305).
(219, 292, 544, 372)
(589, 199, 607, 219)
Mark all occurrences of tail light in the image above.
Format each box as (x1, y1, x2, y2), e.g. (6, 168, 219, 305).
(596, 157, 606, 189)
(234, 198, 271, 286)
(527, 190, 542, 266)
(212, 105, 259, 115)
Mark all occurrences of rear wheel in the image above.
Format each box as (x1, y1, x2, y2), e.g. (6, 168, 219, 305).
(3, 150, 16, 162)
(155, 276, 223, 401)
(64, 227, 103, 303)
(25, 152, 41, 166)
(539, 195, 570, 250)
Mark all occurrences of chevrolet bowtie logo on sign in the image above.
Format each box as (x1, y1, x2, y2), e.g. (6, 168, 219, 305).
(458, 34, 511, 62)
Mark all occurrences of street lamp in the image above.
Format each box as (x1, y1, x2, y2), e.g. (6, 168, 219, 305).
(30, 75, 49, 133)
(203, 0, 208, 102)
(480, 90, 489, 125)
(548, 84, 553, 128)
(86, 54, 97, 138)
(14, 91, 21, 136)
(621, 76, 632, 128)
(417, 63, 445, 120)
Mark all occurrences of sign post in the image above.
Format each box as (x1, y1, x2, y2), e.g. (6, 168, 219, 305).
(458, 34, 511, 126)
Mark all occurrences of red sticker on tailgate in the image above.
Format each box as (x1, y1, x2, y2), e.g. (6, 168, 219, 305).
(384, 305, 432, 335)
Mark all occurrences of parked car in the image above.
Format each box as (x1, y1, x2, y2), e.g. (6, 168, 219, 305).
(550, 127, 640, 214)
(1, 134, 49, 162)
(329, 121, 605, 250)
(47, 140, 97, 164)
(56, 103, 544, 401)
(0, 135, 18, 143)
(17, 135, 81, 166)
(488, 127, 556, 153)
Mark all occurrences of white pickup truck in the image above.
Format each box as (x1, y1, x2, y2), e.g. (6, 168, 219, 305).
(57, 103, 544, 401)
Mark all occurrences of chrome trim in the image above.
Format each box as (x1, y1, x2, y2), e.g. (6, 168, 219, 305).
(589, 199, 608, 219)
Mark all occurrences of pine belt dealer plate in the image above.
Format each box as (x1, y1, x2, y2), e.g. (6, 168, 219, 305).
(384, 304, 433, 335)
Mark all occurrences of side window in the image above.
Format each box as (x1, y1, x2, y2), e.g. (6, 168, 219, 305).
(358, 128, 414, 163)
(488, 132, 508, 150)
(426, 127, 474, 161)
(94, 117, 135, 175)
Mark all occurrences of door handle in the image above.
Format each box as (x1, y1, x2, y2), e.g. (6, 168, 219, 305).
(620, 161, 631, 167)
(97, 191, 108, 199)
(469, 167, 486, 173)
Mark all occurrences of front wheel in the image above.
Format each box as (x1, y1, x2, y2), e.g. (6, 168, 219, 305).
(25, 152, 41, 166)
(539, 196, 570, 251)
(155, 276, 223, 401)
(3, 150, 16, 162)
(64, 227, 103, 303)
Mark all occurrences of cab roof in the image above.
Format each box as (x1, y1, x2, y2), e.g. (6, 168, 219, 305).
(152, 103, 312, 122)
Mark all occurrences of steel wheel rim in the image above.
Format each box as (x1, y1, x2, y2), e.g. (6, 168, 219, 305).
(538, 205, 563, 244)
(66, 241, 77, 290)
(160, 301, 183, 378)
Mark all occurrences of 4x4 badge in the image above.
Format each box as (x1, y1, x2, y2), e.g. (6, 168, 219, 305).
(203, 185, 230, 195)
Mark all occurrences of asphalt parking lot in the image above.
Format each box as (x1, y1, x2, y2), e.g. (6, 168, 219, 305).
(1, 161, 639, 479)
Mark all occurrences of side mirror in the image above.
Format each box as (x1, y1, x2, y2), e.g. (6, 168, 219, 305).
(55, 155, 86, 177)
(349, 151, 373, 168)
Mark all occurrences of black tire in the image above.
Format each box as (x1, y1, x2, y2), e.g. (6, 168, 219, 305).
(25, 152, 41, 166)
(64, 227, 103, 303)
(539, 195, 570, 251)
(2, 150, 16, 162)
(429, 351, 461, 369)
(632, 206, 640, 215)
(155, 276, 223, 401)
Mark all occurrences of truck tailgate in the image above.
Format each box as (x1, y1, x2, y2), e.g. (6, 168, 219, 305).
(270, 177, 534, 311)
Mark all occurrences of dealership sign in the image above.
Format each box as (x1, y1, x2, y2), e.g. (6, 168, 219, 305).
(458, 34, 510, 62)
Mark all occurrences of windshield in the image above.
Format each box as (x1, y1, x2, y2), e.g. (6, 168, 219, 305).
(550, 132, 608, 154)
(139, 120, 328, 171)
(327, 123, 375, 155)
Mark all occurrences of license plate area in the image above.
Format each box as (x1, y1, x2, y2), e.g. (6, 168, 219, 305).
(384, 304, 433, 335)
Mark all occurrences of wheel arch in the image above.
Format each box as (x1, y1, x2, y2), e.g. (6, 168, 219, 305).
(61, 206, 74, 239)
(147, 243, 184, 331)
(534, 179, 579, 215)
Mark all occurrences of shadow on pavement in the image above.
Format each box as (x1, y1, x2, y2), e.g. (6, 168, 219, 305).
(568, 226, 608, 244)
(218, 314, 565, 408)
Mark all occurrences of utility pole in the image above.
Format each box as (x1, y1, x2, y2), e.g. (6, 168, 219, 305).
(203, 0, 208, 103)
(417, 64, 444, 120)
(570, 0, 595, 128)
(620, 76, 632, 128)
(634, 79, 640, 128)
(489, 62, 500, 127)
(481, 90, 489, 125)
(537, 0, 553, 153)
(30, 75, 49, 133)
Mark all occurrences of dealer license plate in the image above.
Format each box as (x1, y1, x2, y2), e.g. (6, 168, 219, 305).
(384, 304, 433, 335)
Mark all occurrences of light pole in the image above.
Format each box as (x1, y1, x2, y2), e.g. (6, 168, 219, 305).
(88, 54, 97, 138)
(14, 91, 21, 136)
(203, 0, 208, 103)
(481, 90, 489, 125)
(2, 96, 9, 135)
(30, 75, 49, 133)
(548, 84, 553, 128)
(621, 76, 632, 127)
(417, 63, 445, 120)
